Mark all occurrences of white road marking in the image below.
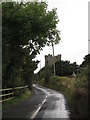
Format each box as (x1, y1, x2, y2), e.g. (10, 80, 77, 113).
(46, 95, 48, 99)
(30, 98, 47, 119)
(31, 84, 70, 119)
(30, 84, 48, 119)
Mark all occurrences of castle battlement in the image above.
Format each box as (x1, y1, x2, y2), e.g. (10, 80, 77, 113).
(45, 54, 61, 66)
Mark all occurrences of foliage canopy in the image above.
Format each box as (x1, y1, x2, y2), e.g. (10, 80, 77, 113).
(2, 1, 60, 88)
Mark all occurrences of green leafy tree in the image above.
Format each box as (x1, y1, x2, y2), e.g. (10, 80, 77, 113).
(2, 1, 60, 88)
(80, 54, 90, 67)
(54, 60, 78, 76)
(75, 54, 90, 88)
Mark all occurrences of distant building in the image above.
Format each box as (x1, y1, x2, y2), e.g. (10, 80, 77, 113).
(45, 54, 61, 66)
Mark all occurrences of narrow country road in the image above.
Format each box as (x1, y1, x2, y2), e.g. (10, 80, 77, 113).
(2, 84, 70, 119)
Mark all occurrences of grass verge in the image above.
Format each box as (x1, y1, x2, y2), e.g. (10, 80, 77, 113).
(2, 88, 33, 110)
(39, 76, 88, 118)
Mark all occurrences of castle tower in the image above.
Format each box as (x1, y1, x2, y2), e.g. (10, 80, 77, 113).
(45, 54, 61, 66)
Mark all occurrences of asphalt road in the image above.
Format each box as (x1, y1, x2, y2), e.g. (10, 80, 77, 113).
(2, 84, 70, 119)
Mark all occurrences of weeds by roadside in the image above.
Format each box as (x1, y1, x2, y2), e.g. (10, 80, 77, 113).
(2, 88, 33, 110)
(39, 76, 88, 118)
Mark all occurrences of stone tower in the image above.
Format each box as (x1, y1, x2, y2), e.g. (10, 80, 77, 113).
(45, 54, 61, 66)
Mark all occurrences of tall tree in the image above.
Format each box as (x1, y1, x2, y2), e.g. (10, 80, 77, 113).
(55, 60, 78, 76)
(44, 8, 61, 77)
(2, 1, 60, 88)
(47, 25, 61, 77)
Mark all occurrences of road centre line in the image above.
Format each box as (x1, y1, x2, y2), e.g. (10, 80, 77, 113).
(30, 97, 47, 119)
(30, 85, 47, 119)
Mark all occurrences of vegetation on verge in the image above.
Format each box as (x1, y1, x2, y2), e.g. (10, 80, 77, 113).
(37, 54, 89, 118)
(2, 88, 33, 110)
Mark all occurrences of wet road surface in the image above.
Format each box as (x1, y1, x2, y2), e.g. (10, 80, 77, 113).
(2, 84, 70, 119)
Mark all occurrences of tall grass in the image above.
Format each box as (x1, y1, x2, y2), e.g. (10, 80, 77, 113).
(40, 76, 88, 118)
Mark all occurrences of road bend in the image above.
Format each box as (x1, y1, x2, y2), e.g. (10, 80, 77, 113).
(2, 84, 70, 119)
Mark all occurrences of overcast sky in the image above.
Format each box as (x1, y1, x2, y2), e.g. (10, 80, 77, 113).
(34, 0, 89, 73)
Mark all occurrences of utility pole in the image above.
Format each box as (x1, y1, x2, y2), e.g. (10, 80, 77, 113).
(52, 42, 55, 77)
